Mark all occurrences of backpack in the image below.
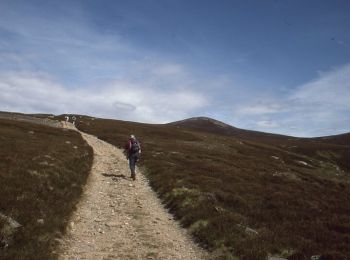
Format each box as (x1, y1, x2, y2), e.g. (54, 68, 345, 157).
(130, 139, 140, 153)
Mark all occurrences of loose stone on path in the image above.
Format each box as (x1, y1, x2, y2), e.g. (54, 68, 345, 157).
(58, 127, 207, 260)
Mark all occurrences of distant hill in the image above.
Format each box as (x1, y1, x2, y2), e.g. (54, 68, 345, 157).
(63, 113, 350, 259)
(170, 116, 350, 144)
(0, 111, 59, 128)
(170, 116, 350, 171)
(169, 116, 297, 141)
(3, 111, 350, 259)
(314, 132, 350, 145)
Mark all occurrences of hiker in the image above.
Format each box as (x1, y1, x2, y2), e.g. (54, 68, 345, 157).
(72, 115, 76, 125)
(125, 135, 141, 180)
(64, 116, 69, 126)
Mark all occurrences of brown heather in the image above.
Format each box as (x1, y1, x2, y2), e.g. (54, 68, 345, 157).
(66, 115, 350, 260)
(0, 118, 93, 259)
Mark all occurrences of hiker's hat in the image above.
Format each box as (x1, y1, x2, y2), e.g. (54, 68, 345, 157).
(130, 134, 135, 139)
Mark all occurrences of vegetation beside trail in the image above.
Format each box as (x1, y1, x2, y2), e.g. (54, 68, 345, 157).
(70, 115, 350, 260)
(0, 118, 93, 259)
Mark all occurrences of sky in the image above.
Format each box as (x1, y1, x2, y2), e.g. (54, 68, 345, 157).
(1, 0, 350, 137)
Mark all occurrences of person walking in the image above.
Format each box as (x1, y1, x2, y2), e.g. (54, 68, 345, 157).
(125, 135, 141, 180)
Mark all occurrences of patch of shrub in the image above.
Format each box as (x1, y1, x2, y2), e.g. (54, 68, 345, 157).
(0, 118, 93, 259)
(72, 115, 350, 259)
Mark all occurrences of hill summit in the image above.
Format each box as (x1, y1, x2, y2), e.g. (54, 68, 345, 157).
(170, 116, 235, 129)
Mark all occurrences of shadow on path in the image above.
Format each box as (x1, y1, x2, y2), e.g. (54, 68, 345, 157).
(102, 173, 127, 180)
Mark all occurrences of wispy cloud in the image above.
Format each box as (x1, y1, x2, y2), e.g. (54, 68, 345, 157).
(151, 64, 185, 77)
(0, 1, 212, 123)
(256, 120, 280, 128)
(0, 71, 208, 123)
(1, 1, 350, 137)
(236, 102, 283, 116)
(232, 64, 350, 136)
(291, 65, 350, 109)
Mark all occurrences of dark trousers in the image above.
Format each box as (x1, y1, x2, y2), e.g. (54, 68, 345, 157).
(129, 153, 139, 174)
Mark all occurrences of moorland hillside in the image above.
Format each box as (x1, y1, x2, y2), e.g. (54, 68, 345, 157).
(53, 114, 350, 260)
(2, 111, 349, 259)
(0, 116, 93, 259)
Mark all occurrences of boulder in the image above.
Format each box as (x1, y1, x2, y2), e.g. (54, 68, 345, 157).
(0, 213, 22, 248)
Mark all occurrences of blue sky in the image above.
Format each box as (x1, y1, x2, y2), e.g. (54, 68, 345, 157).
(1, 0, 350, 137)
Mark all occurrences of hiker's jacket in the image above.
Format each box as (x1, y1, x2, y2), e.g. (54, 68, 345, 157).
(125, 138, 141, 158)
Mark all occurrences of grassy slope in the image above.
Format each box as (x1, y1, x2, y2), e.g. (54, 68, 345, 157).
(0, 118, 93, 259)
(68, 115, 350, 260)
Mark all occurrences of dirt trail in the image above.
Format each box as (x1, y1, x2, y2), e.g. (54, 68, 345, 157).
(58, 124, 207, 259)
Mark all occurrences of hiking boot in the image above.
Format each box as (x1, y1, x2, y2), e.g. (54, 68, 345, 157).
(131, 173, 136, 181)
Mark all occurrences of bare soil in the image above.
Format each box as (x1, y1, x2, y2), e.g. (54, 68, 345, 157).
(58, 124, 207, 259)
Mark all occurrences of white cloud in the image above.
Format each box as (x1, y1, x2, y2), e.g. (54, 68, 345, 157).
(0, 71, 208, 123)
(280, 65, 350, 136)
(1, 1, 350, 137)
(0, 2, 211, 123)
(230, 64, 350, 136)
(235, 102, 283, 116)
(291, 64, 350, 109)
(151, 64, 184, 77)
(256, 120, 280, 128)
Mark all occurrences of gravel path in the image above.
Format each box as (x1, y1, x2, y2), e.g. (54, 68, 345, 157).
(58, 127, 208, 260)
